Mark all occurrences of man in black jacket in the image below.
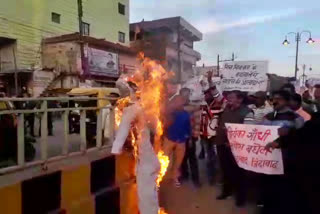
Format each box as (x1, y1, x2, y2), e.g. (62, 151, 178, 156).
(215, 90, 254, 208)
(266, 112, 320, 214)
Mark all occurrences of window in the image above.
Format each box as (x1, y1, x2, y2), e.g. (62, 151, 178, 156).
(185, 42, 193, 49)
(82, 22, 90, 36)
(129, 31, 135, 41)
(118, 3, 125, 15)
(51, 12, 61, 24)
(118, 32, 125, 43)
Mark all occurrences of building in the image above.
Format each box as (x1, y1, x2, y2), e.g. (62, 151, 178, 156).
(130, 17, 203, 83)
(0, 0, 131, 96)
(39, 32, 136, 97)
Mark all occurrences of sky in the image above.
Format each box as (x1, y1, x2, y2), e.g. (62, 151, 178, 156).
(130, 0, 320, 78)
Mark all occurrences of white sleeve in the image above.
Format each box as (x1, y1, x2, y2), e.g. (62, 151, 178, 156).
(103, 108, 110, 139)
(111, 103, 141, 154)
(243, 112, 255, 125)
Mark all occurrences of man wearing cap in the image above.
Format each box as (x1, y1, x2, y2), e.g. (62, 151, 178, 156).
(200, 84, 225, 184)
(199, 71, 226, 185)
(249, 91, 273, 124)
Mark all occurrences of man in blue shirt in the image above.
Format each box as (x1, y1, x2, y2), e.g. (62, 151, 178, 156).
(164, 89, 192, 187)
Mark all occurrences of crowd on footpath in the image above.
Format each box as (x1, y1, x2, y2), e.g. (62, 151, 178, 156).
(163, 71, 320, 214)
(0, 90, 58, 164)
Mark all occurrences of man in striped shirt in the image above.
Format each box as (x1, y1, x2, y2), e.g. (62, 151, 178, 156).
(200, 85, 225, 185)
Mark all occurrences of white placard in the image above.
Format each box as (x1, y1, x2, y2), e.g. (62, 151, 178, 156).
(226, 123, 284, 175)
(221, 61, 268, 92)
(306, 78, 320, 87)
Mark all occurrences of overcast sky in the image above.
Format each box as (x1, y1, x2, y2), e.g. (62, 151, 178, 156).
(130, 0, 320, 78)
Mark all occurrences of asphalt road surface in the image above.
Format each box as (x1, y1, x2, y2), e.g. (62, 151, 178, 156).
(31, 117, 258, 214)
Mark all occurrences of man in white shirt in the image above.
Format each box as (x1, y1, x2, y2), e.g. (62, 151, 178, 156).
(249, 91, 273, 124)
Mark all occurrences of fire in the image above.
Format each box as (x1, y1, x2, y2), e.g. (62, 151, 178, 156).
(115, 97, 131, 127)
(130, 130, 138, 158)
(114, 52, 171, 212)
(158, 208, 168, 214)
(131, 54, 170, 187)
(156, 151, 169, 187)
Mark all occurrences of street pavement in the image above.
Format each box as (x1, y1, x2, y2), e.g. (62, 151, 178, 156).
(32, 118, 82, 160)
(159, 160, 258, 214)
(31, 118, 259, 214)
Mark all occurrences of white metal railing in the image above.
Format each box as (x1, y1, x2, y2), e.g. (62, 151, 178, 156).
(0, 96, 117, 175)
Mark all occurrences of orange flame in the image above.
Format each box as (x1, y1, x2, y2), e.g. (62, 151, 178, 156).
(156, 151, 169, 187)
(158, 208, 168, 214)
(115, 52, 171, 212)
(130, 130, 138, 158)
(130, 54, 170, 187)
(115, 97, 131, 128)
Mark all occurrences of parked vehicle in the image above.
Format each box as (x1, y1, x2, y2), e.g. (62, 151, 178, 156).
(67, 88, 120, 147)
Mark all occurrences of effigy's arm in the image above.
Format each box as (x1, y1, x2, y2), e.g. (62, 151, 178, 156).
(112, 103, 141, 154)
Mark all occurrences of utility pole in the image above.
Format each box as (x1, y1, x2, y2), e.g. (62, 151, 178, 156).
(13, 47, 18, 95)
(77, 0, 83, 36)
(177, 25, 182, 83)
(301, 64, 312, 86)
(217, 52, 236, 76)
(302, 64, 306, 86)
(77, 0, 85, 80)
(295, 34, 300, 80)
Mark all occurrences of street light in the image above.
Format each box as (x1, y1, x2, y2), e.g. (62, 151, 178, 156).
(306, 37, 315, 44)
(282, 30, 314, 79)
(282, 36, 289, 46)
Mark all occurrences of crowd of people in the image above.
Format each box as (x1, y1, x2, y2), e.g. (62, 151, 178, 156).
(163, 71, 320, 214)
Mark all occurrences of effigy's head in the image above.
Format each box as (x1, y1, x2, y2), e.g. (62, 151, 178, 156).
(116, 78, 132, 98)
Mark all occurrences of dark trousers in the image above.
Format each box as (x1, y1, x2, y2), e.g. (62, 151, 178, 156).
(48, 112, 53, 135)
(261, 174, 299, 214)
(39, 112, 53, 136)
(217, 144, 247, 207)
(262, 166, 319, 214)
(25, 114, 35, 136)
(293, 171, 320, 214)
(201, 136, 217, 183)
(181, 137, 200, 184)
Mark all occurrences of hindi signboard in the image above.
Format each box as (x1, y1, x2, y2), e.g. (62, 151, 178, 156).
(306, 78, 320, 87)
(221, 61, 268, 92)
(226, 123, 284, 175)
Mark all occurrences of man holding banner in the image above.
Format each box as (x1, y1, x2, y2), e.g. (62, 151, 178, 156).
(266, 111, 320, 214)
(260, 90, 304, 214)
(215, 90, 254, 208)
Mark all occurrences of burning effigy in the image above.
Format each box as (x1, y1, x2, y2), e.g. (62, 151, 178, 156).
(112, 53, 169, 214)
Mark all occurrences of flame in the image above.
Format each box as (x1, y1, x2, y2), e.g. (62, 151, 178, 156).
(115, 97, 131, 128)
(130, 54, 170, 187)
(156, 151, 169, 187)
(115, 52, 171, 212)
(130, 130, 138, 158)
(158, 208, 168, 214)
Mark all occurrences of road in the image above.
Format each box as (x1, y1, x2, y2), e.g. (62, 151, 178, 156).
(31, 117, 259, 214)
(32, 118, 82, 160)
(159, 160, 258, 214)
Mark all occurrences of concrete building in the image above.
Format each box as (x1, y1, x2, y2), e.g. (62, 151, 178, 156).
(0, 0, 131, 96)
(130, 17, 202, 83)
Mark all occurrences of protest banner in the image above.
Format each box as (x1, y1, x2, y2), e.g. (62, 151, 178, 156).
(306, 77, 320, 87)
(221, 61, 268, 92)
(225, 123, 283, 175)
